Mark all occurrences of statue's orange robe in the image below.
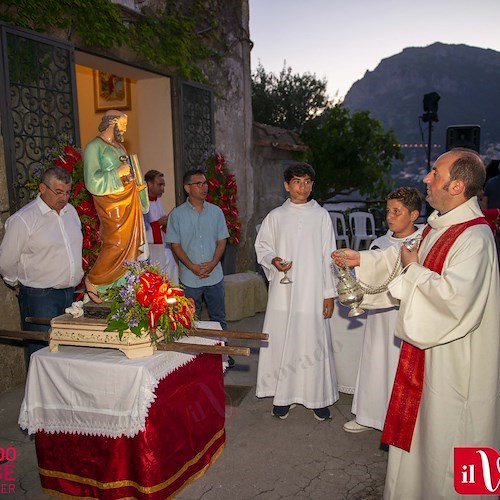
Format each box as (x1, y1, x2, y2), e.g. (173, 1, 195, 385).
(84, 137, 149, 290)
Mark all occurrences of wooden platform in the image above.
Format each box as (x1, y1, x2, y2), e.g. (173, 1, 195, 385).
(49, 314, 155, 359)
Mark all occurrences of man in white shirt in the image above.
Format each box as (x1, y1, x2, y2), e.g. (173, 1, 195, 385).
(144, 170, 179, 283)
(0, 167, 83, 363)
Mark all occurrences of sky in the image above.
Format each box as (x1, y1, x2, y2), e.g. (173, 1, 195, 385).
(249, 0, 500, 100)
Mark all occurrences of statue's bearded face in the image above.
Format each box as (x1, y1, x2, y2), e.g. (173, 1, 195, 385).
(113, 115, 128, 142)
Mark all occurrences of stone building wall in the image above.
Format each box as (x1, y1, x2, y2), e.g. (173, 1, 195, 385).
(197, 1, 254, 272)
(0, 0, 254, 392)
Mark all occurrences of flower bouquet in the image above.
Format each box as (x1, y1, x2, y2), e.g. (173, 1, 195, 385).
(104, 261, 197, 344)
(202, 148, 241, 245)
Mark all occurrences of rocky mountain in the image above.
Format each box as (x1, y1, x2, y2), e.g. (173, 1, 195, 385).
(343, 42, 500, 187)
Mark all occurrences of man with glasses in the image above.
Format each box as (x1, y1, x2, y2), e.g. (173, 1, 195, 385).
(0, 166, 83, 366)
(166, 168, 234, 366)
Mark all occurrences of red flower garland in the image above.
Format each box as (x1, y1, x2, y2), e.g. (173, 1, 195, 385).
(202, 149, 241, 245)
(25, 135, 101, 281)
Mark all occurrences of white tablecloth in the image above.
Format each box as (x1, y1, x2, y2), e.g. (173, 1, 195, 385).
(330, 299, 366, 394)
(19, 321, 222, 438)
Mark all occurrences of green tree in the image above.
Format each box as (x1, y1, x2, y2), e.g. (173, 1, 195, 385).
(252, 64, 403, 200)
(0, 0, 220, 81)
(302, 104, 403, 200)
(252, 63, 331, 133)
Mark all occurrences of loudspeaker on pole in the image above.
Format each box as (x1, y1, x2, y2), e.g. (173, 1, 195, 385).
(446, 125, 481, 153)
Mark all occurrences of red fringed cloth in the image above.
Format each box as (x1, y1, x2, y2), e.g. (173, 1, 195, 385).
(381, 217, 488, 452)
(35, 352, 226, 499)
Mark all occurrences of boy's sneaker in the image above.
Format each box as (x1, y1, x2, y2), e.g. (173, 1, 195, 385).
(343, 419, 372, 433)
(272, 404, 296, 419)
(313, 407, 331, 421)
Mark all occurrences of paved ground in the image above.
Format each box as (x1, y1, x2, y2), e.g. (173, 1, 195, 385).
(0, 313, 388, 499)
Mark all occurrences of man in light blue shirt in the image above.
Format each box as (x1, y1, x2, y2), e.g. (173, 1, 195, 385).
(166, 169, 229, 331)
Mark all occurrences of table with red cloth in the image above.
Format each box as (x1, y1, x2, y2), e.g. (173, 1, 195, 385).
(18, 331, 226, 499)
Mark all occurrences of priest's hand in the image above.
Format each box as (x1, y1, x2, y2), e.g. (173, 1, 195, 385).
(323, 297, 334, 318)
(331, 249, 360, 268)
(401, 245, 418, 268)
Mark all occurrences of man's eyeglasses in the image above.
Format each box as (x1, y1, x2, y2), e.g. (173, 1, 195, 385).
(188, 181, 208, 188)
(43, 183, 71, 198)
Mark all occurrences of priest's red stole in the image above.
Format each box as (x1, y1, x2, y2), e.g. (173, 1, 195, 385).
(381, 216, 488, 452)
(149, 220, 164, 244)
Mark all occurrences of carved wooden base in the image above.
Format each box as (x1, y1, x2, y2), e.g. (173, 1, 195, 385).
(50, 314, 155, 359)
(82, 301, 112, 319)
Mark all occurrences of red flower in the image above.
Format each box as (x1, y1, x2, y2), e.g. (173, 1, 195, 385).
(208, 177, 221, 190)
(148, 303, 166, 330)
(225, 174, 236, 189)
(136, 272, 164, 307)
(64, 145, 82, 162)
(76, 200, 97, 218)
(73, 181, 85, 198)
(53, 146, 81, 174)
(82, 234, 94, 250)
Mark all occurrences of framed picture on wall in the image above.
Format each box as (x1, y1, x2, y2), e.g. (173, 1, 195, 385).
(93, 70, 131, 112)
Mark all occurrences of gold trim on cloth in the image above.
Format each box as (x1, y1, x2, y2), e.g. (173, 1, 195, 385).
(39, 428, 225, 495)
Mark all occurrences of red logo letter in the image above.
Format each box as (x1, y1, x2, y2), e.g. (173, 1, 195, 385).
(455, 447, 500, 495)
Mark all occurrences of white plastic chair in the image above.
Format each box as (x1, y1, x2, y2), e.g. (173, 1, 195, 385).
(349, 212, 377, 250)
(329, 212, 350, 249)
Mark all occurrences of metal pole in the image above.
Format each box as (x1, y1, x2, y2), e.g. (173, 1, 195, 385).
(427, 121, 433, 172)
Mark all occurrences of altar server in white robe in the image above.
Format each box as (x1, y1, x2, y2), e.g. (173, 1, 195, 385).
(333, 149, 500, 500)
(255, 163, 339, 421)
(345, 187, 423, 433)
(144, 170, 179, 283)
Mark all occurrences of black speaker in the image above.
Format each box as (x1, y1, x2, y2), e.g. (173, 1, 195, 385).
(422, 92, 440, 123)
(446, 125, 481, 153)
